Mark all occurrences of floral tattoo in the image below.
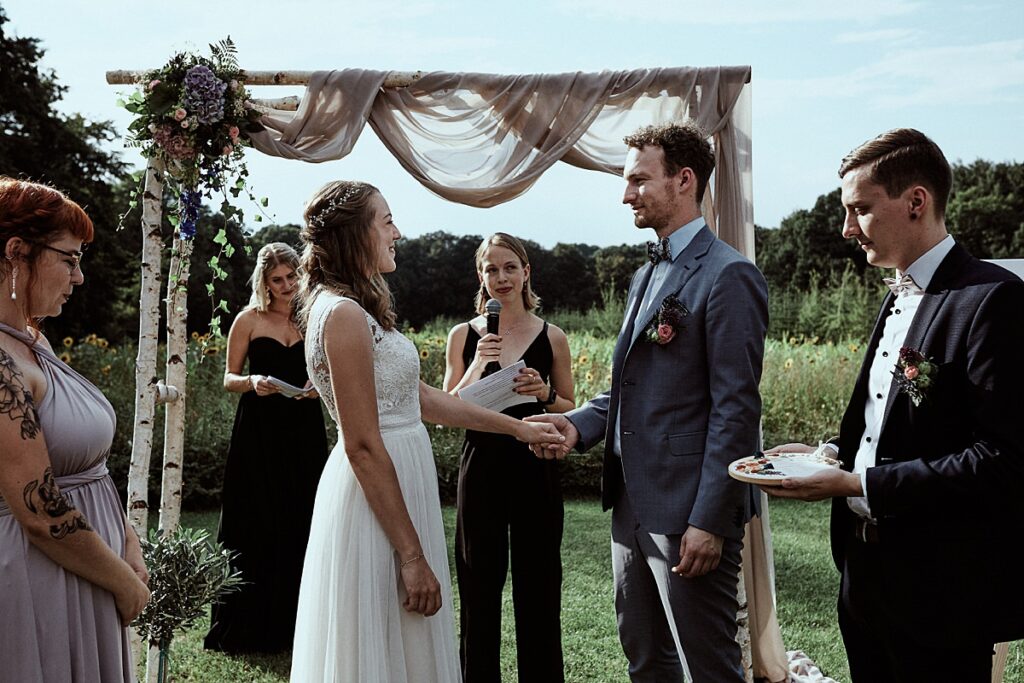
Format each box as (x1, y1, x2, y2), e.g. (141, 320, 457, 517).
(23, 467, 93, 539)
(0, 348, 41, 440)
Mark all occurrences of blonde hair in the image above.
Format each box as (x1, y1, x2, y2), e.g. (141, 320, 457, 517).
(246, 242, 300, 312)
(473, 232, 540, 314)
(297, 181, 396, 330)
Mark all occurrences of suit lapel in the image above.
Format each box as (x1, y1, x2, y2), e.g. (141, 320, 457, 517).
(627, 226, 713, 352)
(613, 265, 654, 371)
(878, 245, 966, 431)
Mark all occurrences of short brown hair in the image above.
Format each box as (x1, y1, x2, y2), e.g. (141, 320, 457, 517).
(838, 128, 952, 218)
(624, 121, 715, 202)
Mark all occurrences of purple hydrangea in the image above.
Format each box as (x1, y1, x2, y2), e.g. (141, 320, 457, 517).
(183, 65, 227, 125)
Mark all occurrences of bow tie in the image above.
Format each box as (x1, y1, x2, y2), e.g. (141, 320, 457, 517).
(882, 273, 922, 295)
(647, 238, 671, 265)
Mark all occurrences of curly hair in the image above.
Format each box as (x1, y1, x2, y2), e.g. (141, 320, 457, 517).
(623, 121, 715, 202)
(838, 128, 952, 219)
(0, 177, 93, 326)
(473, 232, 540, 314)
(296, 181, 396, 331)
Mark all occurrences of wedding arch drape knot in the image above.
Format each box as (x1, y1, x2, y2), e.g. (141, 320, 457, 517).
(250, 66, 754, 258)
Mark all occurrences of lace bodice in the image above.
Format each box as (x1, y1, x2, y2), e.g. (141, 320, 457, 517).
(305, 291, 423, 430)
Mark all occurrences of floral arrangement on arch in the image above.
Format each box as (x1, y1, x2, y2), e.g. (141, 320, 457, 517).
(119, 37, 265, 240)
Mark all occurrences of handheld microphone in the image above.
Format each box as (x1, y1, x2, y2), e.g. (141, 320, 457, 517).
(484, 298, 502, 375)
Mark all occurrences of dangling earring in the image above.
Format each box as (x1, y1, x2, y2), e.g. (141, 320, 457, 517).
(9, 264, 17, 301)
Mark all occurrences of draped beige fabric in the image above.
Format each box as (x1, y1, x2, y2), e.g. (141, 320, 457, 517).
(251, 65, 783, 680)
(250, 66, 754, 259)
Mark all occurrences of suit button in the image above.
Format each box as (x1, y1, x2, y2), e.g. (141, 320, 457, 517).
(623, 431, 634, 436)
(623, 380, 634, 386)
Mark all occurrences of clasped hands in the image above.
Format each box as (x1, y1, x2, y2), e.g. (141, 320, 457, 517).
(761, 442, 863, 501)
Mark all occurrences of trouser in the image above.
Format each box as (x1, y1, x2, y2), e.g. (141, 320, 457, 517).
(455, 441, 564, 683)
(838, 529, 994, 683)
(611, 488, 745, 683)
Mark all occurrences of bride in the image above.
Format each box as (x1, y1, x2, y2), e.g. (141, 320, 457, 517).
(290, 180, 565, 682)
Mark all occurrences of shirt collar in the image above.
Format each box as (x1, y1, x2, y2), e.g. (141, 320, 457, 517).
(662, 217, 705, 264)
(900, 234, 955, 291)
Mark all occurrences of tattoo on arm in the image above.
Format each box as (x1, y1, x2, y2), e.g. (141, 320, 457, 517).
(0, 349, 41, 440)
(22, 467, 93, 539)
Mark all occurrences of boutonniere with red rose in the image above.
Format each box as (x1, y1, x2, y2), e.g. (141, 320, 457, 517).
(891, 347, 937, 406)
(644, 295, 689, 345)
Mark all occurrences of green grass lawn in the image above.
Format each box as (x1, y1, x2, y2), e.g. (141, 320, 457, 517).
(153, 500, 1023, 682)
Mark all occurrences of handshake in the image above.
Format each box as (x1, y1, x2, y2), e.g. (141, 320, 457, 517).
(520, 414, 577, 459)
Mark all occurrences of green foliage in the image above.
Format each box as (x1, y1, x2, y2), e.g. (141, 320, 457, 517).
(948, 159, 1024, 258)
(760, 338, 863, 447)
(768, 264, 885, 342)
(134, 526, 243, 647)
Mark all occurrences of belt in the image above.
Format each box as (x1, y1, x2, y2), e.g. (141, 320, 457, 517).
(852, 517, 880, 544)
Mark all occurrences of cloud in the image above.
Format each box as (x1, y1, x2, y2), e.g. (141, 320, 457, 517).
(834, 29, 919, 45)
(759, 39, 1024, 112)
(554, 0, 922, 24)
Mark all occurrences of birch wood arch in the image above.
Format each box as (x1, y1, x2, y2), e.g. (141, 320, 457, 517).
(106, 66, 794, 683)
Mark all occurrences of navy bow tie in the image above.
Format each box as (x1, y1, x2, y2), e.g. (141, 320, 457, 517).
(647, 238, 671, 265)
(882, 273, 922, 295)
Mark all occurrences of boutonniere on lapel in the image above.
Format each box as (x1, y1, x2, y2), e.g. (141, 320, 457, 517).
(644, 295, 689, 345)
(891, 347, 937, 406)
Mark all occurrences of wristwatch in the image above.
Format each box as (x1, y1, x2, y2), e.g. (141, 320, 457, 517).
(541, 386, 558, 406)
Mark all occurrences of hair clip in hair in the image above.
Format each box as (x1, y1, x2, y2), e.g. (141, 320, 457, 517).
(309, 183, 364, 227)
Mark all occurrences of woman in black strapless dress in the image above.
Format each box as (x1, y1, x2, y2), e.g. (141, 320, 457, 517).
(204, 243, 328, 654)
(443, 233, 576, 682)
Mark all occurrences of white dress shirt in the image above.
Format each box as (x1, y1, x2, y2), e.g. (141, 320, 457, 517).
(846, 235, 955, 518)
(613, 217, 705, 456)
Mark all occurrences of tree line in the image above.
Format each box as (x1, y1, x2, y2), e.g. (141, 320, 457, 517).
(3, 7, 1022, 343)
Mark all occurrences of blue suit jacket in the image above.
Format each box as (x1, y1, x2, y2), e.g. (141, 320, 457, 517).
(568, 226, 768, 539)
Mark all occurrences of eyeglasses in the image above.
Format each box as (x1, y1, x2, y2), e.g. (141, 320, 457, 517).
(38, 243, 85, 273)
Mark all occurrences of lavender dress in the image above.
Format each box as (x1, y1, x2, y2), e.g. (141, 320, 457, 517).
(0, 323, 132, 682)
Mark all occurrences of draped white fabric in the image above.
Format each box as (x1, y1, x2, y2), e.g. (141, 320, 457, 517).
(249, 66, 754, 259)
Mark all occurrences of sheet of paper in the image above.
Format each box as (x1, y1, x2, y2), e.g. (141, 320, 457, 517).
(457, 360, 537, 412)
(267, 376, 311, 399)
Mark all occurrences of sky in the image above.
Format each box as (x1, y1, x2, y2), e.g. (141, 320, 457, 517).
(4, 0, 1024, 248)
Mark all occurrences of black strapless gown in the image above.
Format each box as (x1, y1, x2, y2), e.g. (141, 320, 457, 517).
(204, 338, 329, 653)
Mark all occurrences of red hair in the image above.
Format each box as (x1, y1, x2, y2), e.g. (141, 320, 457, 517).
(1, 177, 94, 326)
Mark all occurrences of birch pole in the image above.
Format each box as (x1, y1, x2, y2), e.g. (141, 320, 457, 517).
(126, 158, 166, 537)
(144, 236, 191, 683)
(157, 237, 192, 536)
(126, 158, 166, 670)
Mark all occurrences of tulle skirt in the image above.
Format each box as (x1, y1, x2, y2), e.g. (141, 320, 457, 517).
(290, 420, 461, 683)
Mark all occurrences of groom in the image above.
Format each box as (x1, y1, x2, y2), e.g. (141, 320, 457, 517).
(530, 121, 767, 682)
(766, 128, 1024, 682)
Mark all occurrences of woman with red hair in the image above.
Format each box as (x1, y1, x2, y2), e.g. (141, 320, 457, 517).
(0, 177, 149, 682)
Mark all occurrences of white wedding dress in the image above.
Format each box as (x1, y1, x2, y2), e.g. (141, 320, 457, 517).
(291, 291, 461, 682)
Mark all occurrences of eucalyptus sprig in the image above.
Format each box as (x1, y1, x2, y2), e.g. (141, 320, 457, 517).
(132, 526, 243, 647)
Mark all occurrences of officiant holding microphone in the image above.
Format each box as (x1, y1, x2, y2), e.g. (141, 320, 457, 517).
(443, 232, 575, 682)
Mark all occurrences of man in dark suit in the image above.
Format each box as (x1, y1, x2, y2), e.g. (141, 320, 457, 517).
(767, 128, 1024, 682)
(529, 121, 768, 682)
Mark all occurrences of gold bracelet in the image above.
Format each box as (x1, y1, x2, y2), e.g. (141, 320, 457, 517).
(400, 553, 424, 568)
